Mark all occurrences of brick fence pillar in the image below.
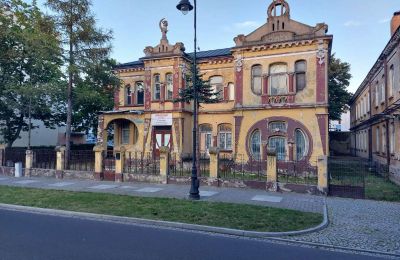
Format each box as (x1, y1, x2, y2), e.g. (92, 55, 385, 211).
(266, 148, 278, 192)
(25, 150, 33, 177)
(318, 155, 328, 195)
(208, 147, 219, 179)
(115, 146, 126, 182)
(159, 146, 169, 184)
(55, 146, 66, 179)
(93, 145, 104, 181)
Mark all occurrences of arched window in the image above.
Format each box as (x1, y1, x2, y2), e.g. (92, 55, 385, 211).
(200, 124, 213, 152)
(250, 130, 261, 160)
(228, 82, 235, 101)
(153, 74, 161, 100)
(251, 65, 263, 95)
(269, 63, 288, 95)
(125, 85, 132, 105)
(136, 82, 144, 105)
(268, 136, 286, 161)
(295, 60, 306, 91)
(218, 124, 232, 150)
(166, 73, 173, 100)
(210, 76, 223, 100)
(295, 129, 308, 161)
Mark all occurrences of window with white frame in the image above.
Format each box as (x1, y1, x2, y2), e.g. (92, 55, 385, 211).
(153, 74, 161, 100)
(126, 85, 132, 105)
(121, 122, 130, 145)
(380, 79, 385, 104)
(268, 136, 287, 161)
(210, 76, 223, 100)
(295, 129, 308, 161)
(295, 60, 307, 91)
(251, 65, 263, 95)
(218, 124, 232, 150)
(376, 127, 380, 153)
(269, 121, 287, 133)
(390, 122, 395, 154)
(389, 65, 394, 98)
(270, 63, 288, 95)
(250, 130, 261, 160)
(166, 73, 173, 100)
(136, 81, 144, 105)
(228, 82, 235, 100)
(200, 124, 212, 152)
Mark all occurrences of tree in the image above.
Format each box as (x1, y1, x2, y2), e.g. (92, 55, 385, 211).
(328, 53, 353, 121)
(46, 0, 113, 163)
(0, 0, 64, 147)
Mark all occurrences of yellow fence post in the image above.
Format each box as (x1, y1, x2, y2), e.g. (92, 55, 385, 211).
(209, 147, 219, 179)
(93, 145, 104, 181)
(25, 150, 33, 177)
(318, 155, 328, 194)
(266, 148, 278, 192)
(159, 146, 169, 184)
(55, 146, 65, 179)
(115, 146, 126, 182)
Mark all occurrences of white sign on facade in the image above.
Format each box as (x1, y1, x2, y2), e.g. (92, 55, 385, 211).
(151, 113, 173, 126)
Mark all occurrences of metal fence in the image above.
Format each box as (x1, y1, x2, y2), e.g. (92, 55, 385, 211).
(4, 148, 26, 168)
(103, 150, 115, 172)
(32, 149, 56, 169)
(169, 152, 210, 177)
(219, 154, 266, 181)
(67, 150, 95, 172)
(277, 157, 318, 185)
(124, 152, 160, 175)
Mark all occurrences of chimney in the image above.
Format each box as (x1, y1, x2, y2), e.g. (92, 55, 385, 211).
(391, 11, 400, 36)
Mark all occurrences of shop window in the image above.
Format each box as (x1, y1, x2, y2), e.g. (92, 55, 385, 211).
(268, 136, 287, 161)
(295, 129, 308, 161)
(251, 65, 263, 95)
(153, 74, 161, 100)
(269, 63, 288, 95)
(136, 81, 144, 105)
(295, 60, 306, 91)
(218, 124, 232, 150)
(210, 76, 223, 100)
(166, 73, 173, 100)
(269, 121, 287, 133)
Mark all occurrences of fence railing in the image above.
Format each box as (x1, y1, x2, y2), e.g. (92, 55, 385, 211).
(103, 150, 115, 172)
(32, 149, 56, 169)
(4, 148, 26, 168)
(124, 152, 160, 175)
(67, 150, 95, 172)
(277, 158, 318, 185)
(169, 153, 210, 177)
(219, 154, 266, 181)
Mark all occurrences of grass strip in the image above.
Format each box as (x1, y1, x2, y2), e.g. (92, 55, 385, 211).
(0, 186, 322, 232)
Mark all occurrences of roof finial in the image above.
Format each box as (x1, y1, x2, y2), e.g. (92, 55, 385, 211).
(159, 18, 168, 41)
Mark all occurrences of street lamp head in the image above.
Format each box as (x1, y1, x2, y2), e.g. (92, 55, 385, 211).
(176, 0, 193, 15)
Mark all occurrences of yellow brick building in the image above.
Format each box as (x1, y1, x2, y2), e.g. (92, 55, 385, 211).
(97, 0, 332, 190)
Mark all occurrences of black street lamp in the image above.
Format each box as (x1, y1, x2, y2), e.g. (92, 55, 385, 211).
(176, 0, 200, 200)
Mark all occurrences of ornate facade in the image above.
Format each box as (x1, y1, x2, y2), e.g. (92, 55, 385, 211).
(98, 1, 332, 171)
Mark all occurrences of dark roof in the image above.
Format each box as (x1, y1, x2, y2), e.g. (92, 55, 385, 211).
(114, 47, 233, 70)
(186, 48, 232, 59)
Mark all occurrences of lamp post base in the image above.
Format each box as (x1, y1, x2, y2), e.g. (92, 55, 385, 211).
(189, 177, 200, 200)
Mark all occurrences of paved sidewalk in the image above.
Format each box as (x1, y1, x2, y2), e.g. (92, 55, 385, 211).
(0, 175, 324, 214)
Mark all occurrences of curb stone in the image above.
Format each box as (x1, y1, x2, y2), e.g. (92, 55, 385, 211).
(0, 199, 328, 238)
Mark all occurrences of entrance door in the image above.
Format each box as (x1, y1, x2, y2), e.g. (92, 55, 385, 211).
(153, 126, 172, 157)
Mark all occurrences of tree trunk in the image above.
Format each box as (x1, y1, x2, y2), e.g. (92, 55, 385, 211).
(65, 7, 74, 169)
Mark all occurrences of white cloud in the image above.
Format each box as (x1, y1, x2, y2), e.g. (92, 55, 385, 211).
(344, 20, 362, 27)
(233, 21, 261, 29)
(378, 17, 391, 24)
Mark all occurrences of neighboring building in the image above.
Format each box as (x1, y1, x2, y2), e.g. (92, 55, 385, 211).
(97, 0, 332, 166)
(349, 11, 400, 179)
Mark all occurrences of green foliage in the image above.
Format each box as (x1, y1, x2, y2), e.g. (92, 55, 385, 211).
(174, 62, 221, 105)
(0, 0, 64, 147)
(328, 53, 353, 121)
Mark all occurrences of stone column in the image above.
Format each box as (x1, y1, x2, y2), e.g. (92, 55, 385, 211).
(93, 145, 104, 181)
(25, 150, 34, 177)
(159, 146, 169, 184)
(208, 147, 219, 179)
(115, 146, 126, 182)
(55, 146, 66, 179)
(266, 148, 278, 192)
(317, 155, 328, 194)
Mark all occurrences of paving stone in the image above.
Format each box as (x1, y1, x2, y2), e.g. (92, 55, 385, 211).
(135, 187, 163, 193)
(200, 191, 219, 197)
(49, 182, 75, 187)
(14, 180, 39, 185)
(89, 184, 119, 190)
(251, 195, 283, 203)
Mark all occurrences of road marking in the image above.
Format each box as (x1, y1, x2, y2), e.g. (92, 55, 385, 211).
(135, 187, 163, 193)
(89, 184, 119, 190)
(14, 180, 39, 185)
(251, 195, 283, 203)
(200, 191, 219, 197)
(49, 182, 75, 187)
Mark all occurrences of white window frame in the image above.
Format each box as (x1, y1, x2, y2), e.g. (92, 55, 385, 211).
(250, 130, 261, 160)
(153, 74, 161, 100)
(165, 73, 173, 100)
(269, 64, 289, 96)
(121, 123, 130, 145)
(210, 76, 224, 100)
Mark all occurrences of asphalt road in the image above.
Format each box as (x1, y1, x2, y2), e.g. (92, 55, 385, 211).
(0, 208, 383, 260)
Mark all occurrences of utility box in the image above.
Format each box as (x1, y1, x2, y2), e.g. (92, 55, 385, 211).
(15, 162, 23, 178)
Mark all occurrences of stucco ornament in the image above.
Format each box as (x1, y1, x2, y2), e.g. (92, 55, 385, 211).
(159, 18, 168, 40)
(317, 40, 327, 65)
(235, 55, 243, 72)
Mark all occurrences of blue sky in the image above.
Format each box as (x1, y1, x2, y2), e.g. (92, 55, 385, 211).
(37, 0, 399, 94)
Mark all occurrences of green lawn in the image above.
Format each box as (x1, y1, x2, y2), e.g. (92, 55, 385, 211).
(0, 186, 322, 232)
(365, 174, 400, 202)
